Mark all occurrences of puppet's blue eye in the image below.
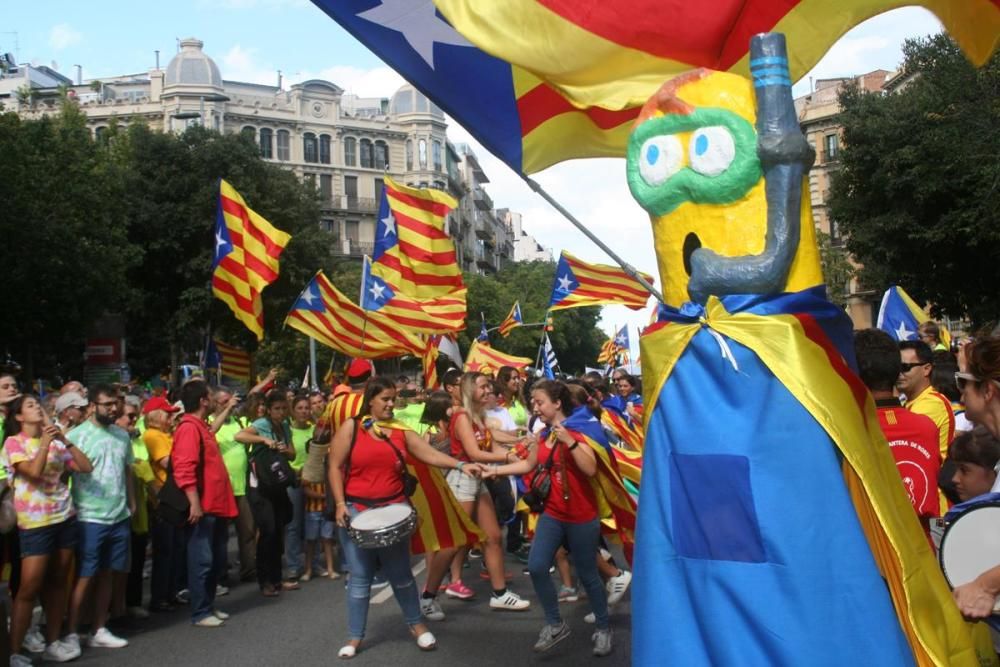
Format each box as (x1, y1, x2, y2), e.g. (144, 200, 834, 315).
(639, 134, 683, 187)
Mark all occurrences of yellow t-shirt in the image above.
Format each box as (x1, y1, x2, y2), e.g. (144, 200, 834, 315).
(142, 428, 174, 485)
(906, 385, 955, 511)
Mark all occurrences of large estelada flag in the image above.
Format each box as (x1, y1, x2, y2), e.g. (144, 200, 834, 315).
(361, 255, 466, 334)
(285, 271, 425, 359)
(876, 285, 951, 348)
(212, 180, 291, 340)
(464, 340, 532, 375)
(548, 251, 654, 312)
(205, 339, 251, 382)
(372, 176, 464, 299)
(434, 0, 1000, 112)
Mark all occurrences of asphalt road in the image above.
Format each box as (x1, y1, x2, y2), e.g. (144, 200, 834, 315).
(73, 536, 633, 667)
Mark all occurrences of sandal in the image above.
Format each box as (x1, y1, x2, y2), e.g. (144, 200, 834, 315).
(282, 580, 301, 591)
(261, 585, 280, 598)
(338, 641, 361, 659)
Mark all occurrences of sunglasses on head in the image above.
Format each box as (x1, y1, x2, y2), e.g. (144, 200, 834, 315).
(955, 371, 1000, 392)
(899, 362, 929, 373)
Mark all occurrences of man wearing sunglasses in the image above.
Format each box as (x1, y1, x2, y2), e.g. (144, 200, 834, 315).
(898, 340, 956, 511)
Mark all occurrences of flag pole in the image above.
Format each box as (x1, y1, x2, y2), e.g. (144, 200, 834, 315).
(521, 175, 664, 304)
(309, 337, 318, 390)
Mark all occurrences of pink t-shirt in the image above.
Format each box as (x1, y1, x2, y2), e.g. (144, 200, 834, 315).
(3, 434, 75, 529)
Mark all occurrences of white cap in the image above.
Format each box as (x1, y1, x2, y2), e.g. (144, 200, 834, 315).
(54, 392, 88, 414)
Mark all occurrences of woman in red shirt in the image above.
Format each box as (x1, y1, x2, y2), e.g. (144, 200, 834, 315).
(327, 376, 483, 659)
(486, 380, 614, 657)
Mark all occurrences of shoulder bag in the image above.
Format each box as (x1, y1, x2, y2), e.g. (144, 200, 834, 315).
(521, 440, 561, 514)
(156, 427, 203, 527)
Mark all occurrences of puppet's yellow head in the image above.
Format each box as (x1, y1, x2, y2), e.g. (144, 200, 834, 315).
(626, 68, 822, 308)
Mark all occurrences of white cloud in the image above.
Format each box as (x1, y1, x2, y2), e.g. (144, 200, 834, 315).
(49, 24, 82, 51)
(296, 65, 405, 97)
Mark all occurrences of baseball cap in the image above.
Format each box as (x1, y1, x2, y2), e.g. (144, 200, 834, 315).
(142, 396, 180, 415)
(54, 392, 88, 414)
(347, 358, 374, 381)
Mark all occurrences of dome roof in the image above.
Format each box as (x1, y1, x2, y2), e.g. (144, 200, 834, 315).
(388, 84, 444, 118)
(164, 38, 222, 90)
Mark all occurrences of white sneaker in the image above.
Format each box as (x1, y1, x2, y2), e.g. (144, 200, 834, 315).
(87, 627, 128, 648)
(9, 653, 33, 667)
(420, 596, 445, 621)
(584, 612, 596, 624)
(213, 609, 230, 621)
(22, 627, 45, 653)
(193, 615, 225, 628)
(605, 569, 632, 605)
(42, 639, 81, 662)
(489, 590, 530, 611)
(127, 605, 150, 619)
(61, 634, 81, 655)
(215, 584, 230, 597)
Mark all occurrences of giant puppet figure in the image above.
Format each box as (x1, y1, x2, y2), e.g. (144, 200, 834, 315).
(627, 33, 993, 667)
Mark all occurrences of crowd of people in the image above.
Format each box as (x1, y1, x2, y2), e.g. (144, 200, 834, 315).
(0, 358, 644, 664)
(2, 323, 999, 663)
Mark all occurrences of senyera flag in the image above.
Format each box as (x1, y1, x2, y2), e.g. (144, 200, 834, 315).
(434, 0, 1000, 112)
(373, 176, 465, 299)
(464, 340, 532, 376)
(498, 301, 523, 337)
(309, 0, 640, 174)
(361, 255, 466, 334)
(285, 271, 426, 359)
(549, 251, 654, 312)
(212, 180, 291, 340)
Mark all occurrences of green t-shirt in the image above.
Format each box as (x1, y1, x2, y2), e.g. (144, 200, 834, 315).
(67, 420, 134, 525)
(507, 400, 528, 428)
(216, 420, 248, 496)
(290, 425, 313, 471)
(394, 402, 429, 435)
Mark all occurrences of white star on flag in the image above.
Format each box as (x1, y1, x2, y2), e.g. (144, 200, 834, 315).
(381, 212, 397, 238)
(300, 285, 318, 306)
(557, 274, 573, 291)
(215, 231, 228, 253)
(357, 0, 473, 70)
(616, 335, 626, 346)
(368, 282, 387, 302)
(896, 321, 915, 341)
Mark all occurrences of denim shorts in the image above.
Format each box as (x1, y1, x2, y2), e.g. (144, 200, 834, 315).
(19, 517, 78, 557)
(304, 511, 334, 541)
(445, 468, 485, 503)
(77, 519, 131, 577)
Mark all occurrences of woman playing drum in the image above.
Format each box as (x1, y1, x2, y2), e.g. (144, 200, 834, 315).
(327, 377, 484, 659)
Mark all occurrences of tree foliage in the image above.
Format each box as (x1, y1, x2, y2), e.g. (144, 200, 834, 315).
(829, 33, 1000, 325)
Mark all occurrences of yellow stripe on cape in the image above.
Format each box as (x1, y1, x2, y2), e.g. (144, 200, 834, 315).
(640, 297, 994, 667)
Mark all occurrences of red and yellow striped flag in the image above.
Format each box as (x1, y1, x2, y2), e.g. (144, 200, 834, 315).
(549, 251, 654, 312)
(212, 339, 251, 382)
(372, 177, 464, 299)
(498, 302, 523, 337)
(212, 180, 290, 340)
(361, 255, 466, 334)
(285, 271, 425, 359)
(597, 339, 618, 365)
(464, 341, 533, 376)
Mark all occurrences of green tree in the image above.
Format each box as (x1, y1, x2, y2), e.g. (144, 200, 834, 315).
(829, 33, 1000, 325)
(817, 232, 856, 307)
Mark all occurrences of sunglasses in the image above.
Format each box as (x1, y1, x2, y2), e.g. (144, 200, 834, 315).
(899, 362, 929, 373)
(955, 372, 1000, 392)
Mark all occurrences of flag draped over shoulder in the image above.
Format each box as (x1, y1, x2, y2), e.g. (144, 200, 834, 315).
(361, 255, 466, 334)
(464, 341, 532, 375)
(372, 176, 463, 298)
(212, 180, 291, 340)
(877, 285, 951, 348)
(285, 271, 425, 359)
(549, 251, 653, 312)
(205, 339, 251, 382)
(498, 302, 523, 337)
(433, 0, 1000, 112)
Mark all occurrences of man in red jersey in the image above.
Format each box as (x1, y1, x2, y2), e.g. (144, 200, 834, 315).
(855, 329, 941, 532)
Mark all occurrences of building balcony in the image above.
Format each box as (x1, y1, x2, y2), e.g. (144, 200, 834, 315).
(330, 238, 374, 257)
(472, 187, 493, 211)
(474, 218, 492, 240)
(475, 246, 496, 272)
(328, 195, 379, 213)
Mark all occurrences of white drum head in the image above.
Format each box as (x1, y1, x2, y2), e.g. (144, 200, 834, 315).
(351, 503, 412, 529)
(940, 504, 1000, 588)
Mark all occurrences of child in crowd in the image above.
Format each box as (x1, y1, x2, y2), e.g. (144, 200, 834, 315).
(300, 440, 338, 581)
(948, 426, 1000, 502)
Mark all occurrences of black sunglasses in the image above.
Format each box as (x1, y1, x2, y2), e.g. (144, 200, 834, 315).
(899, 362, 929, 373)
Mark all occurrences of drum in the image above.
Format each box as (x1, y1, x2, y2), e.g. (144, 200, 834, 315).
(347, 503, 417, 549)
(938, 502, 1000, 616)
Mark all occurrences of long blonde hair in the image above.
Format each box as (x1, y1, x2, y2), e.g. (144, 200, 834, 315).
(458, 372, 486, 428)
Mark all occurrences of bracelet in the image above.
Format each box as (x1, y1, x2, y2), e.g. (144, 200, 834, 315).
(567, 441, 579, 451)
(335, 501, 347, 507)
(455, 461, 465, 472)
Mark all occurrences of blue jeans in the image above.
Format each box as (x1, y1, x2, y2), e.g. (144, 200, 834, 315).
(284, 485, 304, 576)
(338, 509, 421, 641)
(185, 514, 228, 623)
(528, 514, 609, 629)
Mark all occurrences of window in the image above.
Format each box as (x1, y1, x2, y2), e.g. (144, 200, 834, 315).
(432, 140, 442, 172)
(375, 177, 384, 211)
(277, 130, 290, 161)
(418, 139, 427, 168)
(241, 125, 256, 141)
(344, 137, 357, 166)
(406, 140, 413, 170)
(374, 140, 389, 170)
(259, 128, 273, 159)
(303, 132, 318, 163)
(320, 219, 336, 233)
(344, 175, 358, 208)
(824, 134, 839, 161)
(320, 174, 333, 203)
(95, 126, 107, 140)
(319, 134, 331, 164)
(303, 173, 316, 190)
(345, 219, 360, 243)
(360, 139, 374, 169)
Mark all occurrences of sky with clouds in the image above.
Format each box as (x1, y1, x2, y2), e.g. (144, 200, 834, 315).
(4, 2, 945, 357)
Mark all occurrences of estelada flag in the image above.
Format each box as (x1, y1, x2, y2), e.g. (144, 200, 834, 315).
(212, 180, 291, 340)
(498, 302, 523, 337)
(549, 251, 654, 312)
(464, 340, 532, 376)
(434, 0, 1000, 112)
(361, 255, 466, 334)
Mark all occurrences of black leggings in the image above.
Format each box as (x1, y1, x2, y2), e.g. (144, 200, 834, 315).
(247, 487, 291, 588)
